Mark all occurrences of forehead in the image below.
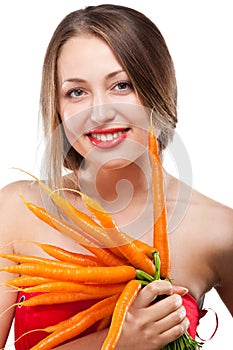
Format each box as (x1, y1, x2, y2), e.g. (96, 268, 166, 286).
(57, 35, 123, 79)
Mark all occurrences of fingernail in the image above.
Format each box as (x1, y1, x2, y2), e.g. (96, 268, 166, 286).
(185, 317, 190, 330)
(174, 294, 182, 307)
(178, 306, 186, 320)
(173, 286, 189, 296)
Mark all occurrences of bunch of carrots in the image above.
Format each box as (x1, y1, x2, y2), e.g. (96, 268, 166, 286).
(0, 121, 202, 349)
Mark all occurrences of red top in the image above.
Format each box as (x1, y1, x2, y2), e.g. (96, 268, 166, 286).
(14, 291, 200, 350)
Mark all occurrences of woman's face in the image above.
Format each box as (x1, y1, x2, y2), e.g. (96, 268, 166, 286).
(57, 35, 150, 170)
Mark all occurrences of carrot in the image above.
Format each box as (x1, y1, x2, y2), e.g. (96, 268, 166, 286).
(83, 245, 125, 267)
(24, 198, 154, 274)
(21, 197, 99, 246)
(148, 121, 170, 278)
(4, 276, 53, 288)
(19, 170, 154, 264)
(133, 239, 157, 258)
(30, 294, 119, 350)
(102, 279, 141, 350)
(21, 178, 154, 273)
(79, 191, 157, 257)
(17, 168, 102, 229)
(77, 190, 127, 260)
(34, 242, 102, 267)
(17, 292, 98, 307)
(23, 200, 127, 267)
(96, 315, 112, 331)
(117, 242, 155, 276)
(77, 191, 118, 230)
(17, 291, 117, 307)
(0, 253, 82, 269)
(63, 189, 157, 262)
(22, 281, 126, 295)
(77, 191, 156, 276)
(19, 170, 123, 250)
(0, 264, 136, 284)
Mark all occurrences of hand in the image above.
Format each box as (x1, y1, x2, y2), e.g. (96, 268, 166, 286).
(116, 280, 189, 350)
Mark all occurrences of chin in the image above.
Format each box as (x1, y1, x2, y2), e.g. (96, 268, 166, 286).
(94, 157, 133, 172)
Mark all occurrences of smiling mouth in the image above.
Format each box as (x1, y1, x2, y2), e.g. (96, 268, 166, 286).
(86, 128, 130, 148)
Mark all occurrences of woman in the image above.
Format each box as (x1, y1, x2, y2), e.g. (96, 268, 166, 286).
(0, 4, 232, 350)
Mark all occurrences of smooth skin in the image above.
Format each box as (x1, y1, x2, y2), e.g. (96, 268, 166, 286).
(0, 36, 232, 350)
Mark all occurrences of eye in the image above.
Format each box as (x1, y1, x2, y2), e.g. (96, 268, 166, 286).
(66, 87, 85, 98)
(113, 81, 133, 92)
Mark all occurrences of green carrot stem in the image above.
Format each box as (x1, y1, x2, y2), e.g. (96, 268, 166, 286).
(163, 331, 203, 349)
(136, 269, 154, 282)
(154, 252, 161, 280)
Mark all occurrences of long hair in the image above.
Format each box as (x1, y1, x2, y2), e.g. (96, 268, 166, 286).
(40, 4, 177, 188)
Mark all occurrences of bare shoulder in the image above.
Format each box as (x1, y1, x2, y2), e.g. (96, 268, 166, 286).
(167, 174, 232, 241)
(0, 179, 42, 211)
(190, 187, 233, 243)
(0, 180, 42, 245)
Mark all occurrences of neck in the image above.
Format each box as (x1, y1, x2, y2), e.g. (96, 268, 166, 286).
(76, 154, 174, 242)
(78, 153, 152, 201)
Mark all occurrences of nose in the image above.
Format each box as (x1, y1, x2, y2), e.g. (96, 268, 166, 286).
(90, 103, 116, 124)
(90, 90, 116, 124)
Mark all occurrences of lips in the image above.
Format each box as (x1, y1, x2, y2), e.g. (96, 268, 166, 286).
(86, 128, 130, 149)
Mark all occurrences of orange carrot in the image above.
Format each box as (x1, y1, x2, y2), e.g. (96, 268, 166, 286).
(18, 291, 116, 307)
(17, 292, 98, 307)
(77, 192, 156, 276)
(117, 243, 155, 276)
(21, 178, 154, 273)
(0, 253, 81, 269)
(96, 315, 112, 331)
(34, 242, 102, 267)
(148, 122, 170, 278)
(19, 171, 123, 250)
(21, 197, 98, 246)
(22, 281, 126, 295)
(102, 279, 141, 350)
(23, 198, 155, 275)
(1, 264, 136, 284)
(133, 239, 157, 258)
(83, 245, 127, 267)
(23, 200, 127, 267)
(77, 191, 118, 230)
(30, 294, 119, 349)
(17, 169, 102, 229)
(4, 276, 53, 288)
(79, 191, 157, 258)
(19, 171, 154, 265)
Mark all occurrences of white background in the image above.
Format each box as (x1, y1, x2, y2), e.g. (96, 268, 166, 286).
(0, 0, 232, 349)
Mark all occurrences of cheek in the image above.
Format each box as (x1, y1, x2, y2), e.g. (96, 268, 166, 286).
(60, 105, 90, 145)
(59, 108, 91, 158)
(135, 128, 149, 146)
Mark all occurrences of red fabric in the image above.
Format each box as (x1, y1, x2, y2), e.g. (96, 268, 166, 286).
(14, 291, 201, 349)
(182, 293, 200, 338)
(14, 291, 101, 350)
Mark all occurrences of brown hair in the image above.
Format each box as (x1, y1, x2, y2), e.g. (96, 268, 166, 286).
(40, 4, 177, 188)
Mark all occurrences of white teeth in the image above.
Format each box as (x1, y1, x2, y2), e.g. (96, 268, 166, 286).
(90, 130, 124, 141)
(106, 133, 113, 141)
(100, 134, 107, 141)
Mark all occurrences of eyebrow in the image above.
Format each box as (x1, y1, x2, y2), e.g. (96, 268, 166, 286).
(61, 69, 125, 86)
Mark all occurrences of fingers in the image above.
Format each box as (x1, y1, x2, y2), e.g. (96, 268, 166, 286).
(133, 280, 188, 309)
(117, 280, 191, 349)
(172, 285, 189, 296)
(156, 304, 188, 333)
(133, 280, 173, 308)
(148, 292, 185, 323)
(159, 315, 190, 346)
(137, 298, 190, 347)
